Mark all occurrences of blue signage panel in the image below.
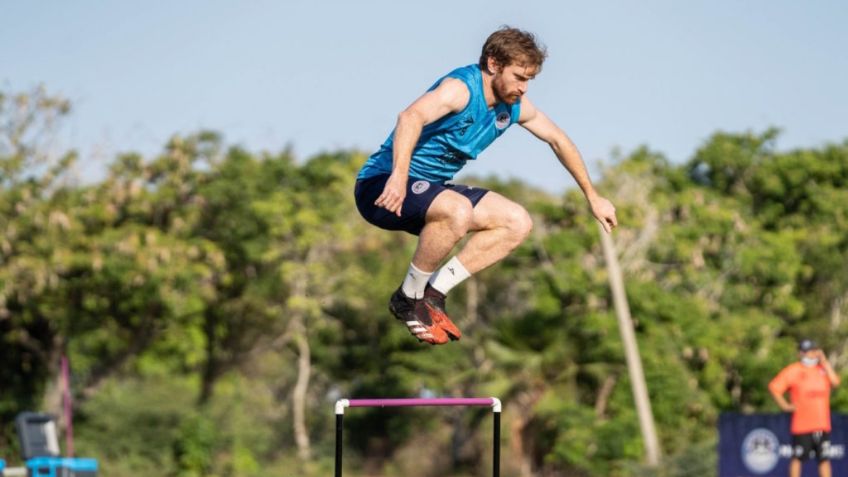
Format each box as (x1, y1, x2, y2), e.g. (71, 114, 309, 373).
(719, 413, 847, 477)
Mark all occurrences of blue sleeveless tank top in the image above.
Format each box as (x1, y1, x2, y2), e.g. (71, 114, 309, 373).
(357, 64, 521, 183)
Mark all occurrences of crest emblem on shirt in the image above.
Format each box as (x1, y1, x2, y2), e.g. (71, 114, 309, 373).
(495, 111, 511, 130)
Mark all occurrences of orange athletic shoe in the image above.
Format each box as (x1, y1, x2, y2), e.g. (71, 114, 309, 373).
(423, 284, 462, 341)
(389, 287, 449, 345)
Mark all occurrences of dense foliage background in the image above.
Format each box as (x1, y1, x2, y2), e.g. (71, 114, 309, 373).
(2, 87, 847, 476)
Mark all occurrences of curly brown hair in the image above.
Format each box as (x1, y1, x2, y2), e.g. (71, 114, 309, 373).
(478, 26, 547, 71)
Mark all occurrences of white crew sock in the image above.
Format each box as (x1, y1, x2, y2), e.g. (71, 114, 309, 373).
(401, 262, 433, 299)
(428, 256, 471, 295)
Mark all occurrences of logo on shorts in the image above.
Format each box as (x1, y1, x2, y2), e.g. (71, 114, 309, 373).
(742, 428, 780, 474)
(495, 111, 511, 130)
(411, 181, 430, 194)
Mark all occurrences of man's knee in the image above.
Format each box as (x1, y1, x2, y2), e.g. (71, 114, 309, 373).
(427, 192, 474, 236)
(506, 205, 533, 243)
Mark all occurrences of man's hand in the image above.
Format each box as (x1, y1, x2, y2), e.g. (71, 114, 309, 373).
(780, 402, 797, 413)
(374, 172, 408, 217)
(589, 195, 618, 233)
(815, 349, 842, 387)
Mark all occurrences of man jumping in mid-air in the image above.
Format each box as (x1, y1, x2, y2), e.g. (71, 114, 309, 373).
(354, 26, 618, 345)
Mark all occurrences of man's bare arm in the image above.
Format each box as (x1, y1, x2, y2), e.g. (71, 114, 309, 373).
(374, 78, 469, 216)
(818, 350, 841, 387)
(518, 97, 618, 232)
(769, 388, 796, 412)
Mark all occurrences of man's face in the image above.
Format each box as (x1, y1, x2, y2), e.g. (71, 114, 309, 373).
(800, 349, 820, 365)
(491, 60, 538, 105)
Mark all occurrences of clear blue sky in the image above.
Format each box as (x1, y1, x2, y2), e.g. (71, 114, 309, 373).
(2, 1, 846, 193)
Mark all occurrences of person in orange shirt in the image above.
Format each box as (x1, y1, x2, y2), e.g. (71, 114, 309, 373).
(769, 339, 841, 477)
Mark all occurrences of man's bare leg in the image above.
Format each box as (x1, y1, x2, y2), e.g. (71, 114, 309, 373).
(393, 190, 474, 341)
(789, 458, 800, 477)
(407, 190, 532, 341)
(411, 190, 474, 272)
(422, 190, 532, 293)
(388, 190, 474, 345)
(411, 190, 532, 277)
(455, 191, 533, 274)
(819, 460, 832, 477)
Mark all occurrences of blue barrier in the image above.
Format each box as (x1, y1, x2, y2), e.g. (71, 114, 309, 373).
(719, 412, 847, 476)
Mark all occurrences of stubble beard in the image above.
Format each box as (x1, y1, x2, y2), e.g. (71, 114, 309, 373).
(493, 78, 518, 105)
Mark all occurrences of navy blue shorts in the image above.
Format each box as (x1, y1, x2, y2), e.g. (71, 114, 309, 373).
(354, 174, 489, 235)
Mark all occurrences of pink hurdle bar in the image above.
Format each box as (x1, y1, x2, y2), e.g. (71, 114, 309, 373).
(341, 397, 498, 410)
(334, 397, 502, 477)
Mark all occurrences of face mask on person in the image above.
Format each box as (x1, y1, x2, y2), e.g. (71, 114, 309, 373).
(801, 356, 820, 367)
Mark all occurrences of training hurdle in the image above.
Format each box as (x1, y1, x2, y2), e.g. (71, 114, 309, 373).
(334, 397, 502, 477)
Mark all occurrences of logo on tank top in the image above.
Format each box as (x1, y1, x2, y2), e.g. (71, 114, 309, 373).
(440, 149, 469, 164)
(495, 111, 511, 130)
(411, 181, 430, 194)
(457, 115, 475, 136)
